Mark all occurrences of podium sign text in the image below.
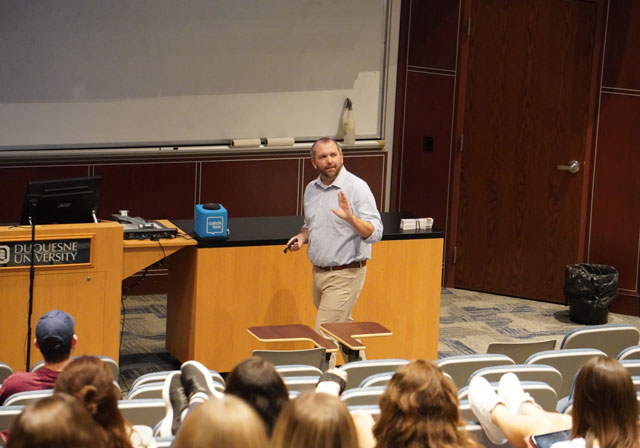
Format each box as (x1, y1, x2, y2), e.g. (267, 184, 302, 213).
(0, 238, 91, 268)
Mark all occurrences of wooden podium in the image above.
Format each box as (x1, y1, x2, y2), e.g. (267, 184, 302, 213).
(0, 222, 124, 371)
(0, 220, 195, 372)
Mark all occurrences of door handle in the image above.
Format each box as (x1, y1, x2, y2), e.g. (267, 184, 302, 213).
(557, 160, 580, 174)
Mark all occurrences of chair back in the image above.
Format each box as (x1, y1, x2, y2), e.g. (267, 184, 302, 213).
(560, 324, 640, 358)
(618, 345, 640, 361)
(486, 339, 557, 364)
(0, 405, 24, 431)
(118, 399, 166, 428)
(31, 355, 119, 381)
(154, 436, 175, 448)
(253, 348, 326, 370)
(275, 364, 323, 378)
(347, 404, 381, 421)
(465, 424, 508, 448)
(458, 380, 557, 412)
(436, 354, 515, 390)
(339, 359, 409, 390)
(358, 371, 394, 388)
(282, 375, 321, 394)
(341, 386, 386, 407)
(525, 348, 606, 398)
(3, 389, 53, 406)
(620, 359, 640, 377)
(467, 364, 563, 397)
(130, 369, 225, 390)
(0, 362, 14, 383)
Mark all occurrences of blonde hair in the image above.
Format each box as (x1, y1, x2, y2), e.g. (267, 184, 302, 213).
(173, 395, 269, 448)
(271, 391, 359, 448)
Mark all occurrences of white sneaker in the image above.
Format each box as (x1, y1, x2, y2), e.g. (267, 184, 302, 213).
(468, 376, 508, 445)
(498, 373, 534, 415)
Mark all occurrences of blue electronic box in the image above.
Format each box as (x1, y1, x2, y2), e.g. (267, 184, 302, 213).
(194, 203, 228, 239)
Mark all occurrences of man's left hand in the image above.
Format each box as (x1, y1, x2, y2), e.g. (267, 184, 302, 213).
(331, 191, 353, 222)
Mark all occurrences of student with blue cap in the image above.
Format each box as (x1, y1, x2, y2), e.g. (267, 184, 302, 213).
(0, 309, 77, 404)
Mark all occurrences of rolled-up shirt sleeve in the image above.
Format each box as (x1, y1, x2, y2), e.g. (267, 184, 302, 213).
(353, 181, 383, 244)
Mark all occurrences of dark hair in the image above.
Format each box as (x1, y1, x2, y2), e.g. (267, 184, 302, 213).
(55, 356, 132, 448)
(7, 392, 107, 448)
(38, 336, 73, 363)
(374, 360, 479, 448)
(225, 356, 289, 437)
(571, 356, 640, 448)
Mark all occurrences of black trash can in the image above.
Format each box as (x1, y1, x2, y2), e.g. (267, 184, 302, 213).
(564, 264, 618, 325)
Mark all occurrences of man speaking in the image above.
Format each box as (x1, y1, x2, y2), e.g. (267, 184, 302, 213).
(287, 138, 383, 367)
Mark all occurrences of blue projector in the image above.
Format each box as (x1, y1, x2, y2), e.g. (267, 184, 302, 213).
(194, 203, 228, 239)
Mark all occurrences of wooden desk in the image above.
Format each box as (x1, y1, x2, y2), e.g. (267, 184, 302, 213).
(319, 322, 392, 351)
(248, 324, 338, 352)
(122, 220, 196, 279)
(167, 213, 443, 372)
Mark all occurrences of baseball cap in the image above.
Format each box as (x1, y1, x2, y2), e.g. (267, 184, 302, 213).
(35, 310, 75, 346)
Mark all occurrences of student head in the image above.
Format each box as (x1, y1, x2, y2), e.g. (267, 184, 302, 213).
(7, 392, 107, 448)
(374, 359, 479, 448)
(225, 356, 289, 437)
(54, 356, 130, 447)
(173, 395, 269, 448)
(271, 391, 359, 448)
(571, 356, 639, 448)
(34, 309, 77, 364)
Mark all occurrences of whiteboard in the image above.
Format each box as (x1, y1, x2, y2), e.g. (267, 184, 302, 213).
(0, 0, 389, 150)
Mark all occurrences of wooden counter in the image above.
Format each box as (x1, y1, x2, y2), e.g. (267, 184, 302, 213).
(167, 213, 443, 372)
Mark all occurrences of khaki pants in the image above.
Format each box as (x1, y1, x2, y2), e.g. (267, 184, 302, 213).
(312, 266, 367, 368)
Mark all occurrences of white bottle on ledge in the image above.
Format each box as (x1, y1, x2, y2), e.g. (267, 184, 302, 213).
(342, 98, 356, 146)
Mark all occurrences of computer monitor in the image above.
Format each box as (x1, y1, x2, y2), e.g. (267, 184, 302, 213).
(20, 176, 103, 225)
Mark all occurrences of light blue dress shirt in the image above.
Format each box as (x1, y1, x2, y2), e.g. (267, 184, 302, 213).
(303, 166, 383, 267)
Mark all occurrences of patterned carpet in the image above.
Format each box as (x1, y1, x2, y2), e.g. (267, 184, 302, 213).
(117, 288, 640, 391)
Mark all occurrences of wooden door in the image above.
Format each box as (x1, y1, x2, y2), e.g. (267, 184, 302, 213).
(454, 0, 598, 302)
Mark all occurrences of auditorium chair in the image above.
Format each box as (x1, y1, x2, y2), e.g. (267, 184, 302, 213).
(118, 399, 165, 428)
(31, 355, 120, 382)
(458, 380, 557, 412)
(252, 348, 327, 370)
(525, 348, 606, 399)
(274, 364, 323, 378)
(559, 323, 640, 358)
(0, 405, 23, 431)
(129, 369, 225, 390)
(339, 359, 409, 390)
(282, 375, 321, 394)
(436, 354, 515, 390)
(618, 345, 640, 361)
(341, 386, 386, 407)
(465, 364, 563, 398)
(486, 339, 557, 364)
(3, 389, 53, 406)
(0, 362, 13, 383)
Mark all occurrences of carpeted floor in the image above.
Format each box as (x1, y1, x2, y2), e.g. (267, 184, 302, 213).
(117, 288, 640, 391)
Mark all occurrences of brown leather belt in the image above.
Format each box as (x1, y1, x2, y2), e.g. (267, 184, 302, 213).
(314, 260, 366, 271)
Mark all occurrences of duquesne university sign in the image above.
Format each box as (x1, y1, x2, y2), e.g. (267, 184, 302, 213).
(0, 238, 91, 268)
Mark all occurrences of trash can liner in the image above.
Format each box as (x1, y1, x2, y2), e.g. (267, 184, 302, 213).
(564, 264, 618, 325)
